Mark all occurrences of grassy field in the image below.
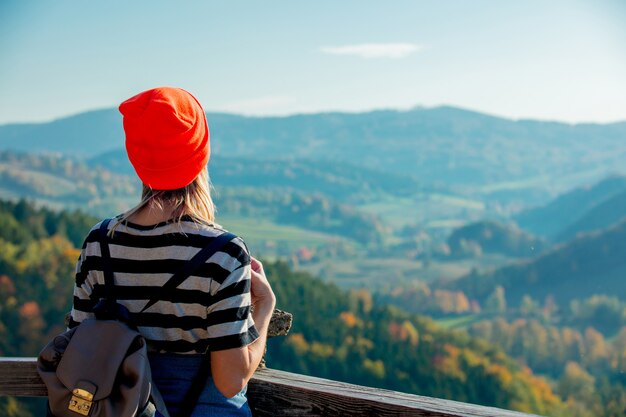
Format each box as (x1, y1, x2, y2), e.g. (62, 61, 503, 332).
(423, 219, 467, 229)
(358, 196, 425, 229)
(298, 253, 515, 290)
(218, 209, 514, 291)
(0, 164, 77, 197)
(219, 214, 355, 255)
(435, 314, 480, 329)
(477, 167, 613, 195)
(301, 256, 424, 289)
(359, 192, 485, 230)
(428, 193, 485, 210)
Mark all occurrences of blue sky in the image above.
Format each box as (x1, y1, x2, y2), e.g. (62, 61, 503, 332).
(1, 0, 625, 124)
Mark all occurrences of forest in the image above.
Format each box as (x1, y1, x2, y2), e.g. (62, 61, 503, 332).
(1, 107, 626, 416)
(0, 200, 624, 417)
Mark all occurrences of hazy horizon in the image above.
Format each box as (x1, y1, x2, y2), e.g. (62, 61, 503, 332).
(2, 102, 626, 127)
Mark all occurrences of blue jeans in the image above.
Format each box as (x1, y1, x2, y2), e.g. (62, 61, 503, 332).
(148, 352, 252, 417)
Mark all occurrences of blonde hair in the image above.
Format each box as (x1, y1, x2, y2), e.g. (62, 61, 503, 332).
(113, 167, 216, 233)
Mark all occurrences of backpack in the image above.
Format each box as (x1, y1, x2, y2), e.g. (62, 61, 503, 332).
(37, 218, 236, 417)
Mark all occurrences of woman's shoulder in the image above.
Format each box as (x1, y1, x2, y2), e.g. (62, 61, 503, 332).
(180, 218, 250, 257)
(79, 218, 113, 248)
(177, 218, 251, 270)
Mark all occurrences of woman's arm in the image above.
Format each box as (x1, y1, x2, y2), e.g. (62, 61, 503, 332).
(210, 257, 276, 398)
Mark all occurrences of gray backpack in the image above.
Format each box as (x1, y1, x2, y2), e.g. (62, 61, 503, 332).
(38, 316, 162, 417)
(37, 218, 236, 417)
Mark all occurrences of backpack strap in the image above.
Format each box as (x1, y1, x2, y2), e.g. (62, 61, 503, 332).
(97, 218, 115, 302)
(139, 231, 237, 313)
(95, 218, 135, 322)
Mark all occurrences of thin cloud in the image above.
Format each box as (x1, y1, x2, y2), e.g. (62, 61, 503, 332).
(320, 43, 422, 59)
(220, 95, 296, 114)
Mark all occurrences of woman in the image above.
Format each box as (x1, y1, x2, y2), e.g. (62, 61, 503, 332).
(70, 87, 276, 416)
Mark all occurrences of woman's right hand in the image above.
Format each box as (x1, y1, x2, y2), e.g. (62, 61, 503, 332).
(250, 257, 276, 308)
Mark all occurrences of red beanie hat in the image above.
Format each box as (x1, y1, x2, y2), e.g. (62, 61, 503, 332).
(119, 87, 210, 190)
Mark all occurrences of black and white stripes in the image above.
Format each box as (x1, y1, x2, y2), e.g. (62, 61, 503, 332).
(70, 216, 259, 353)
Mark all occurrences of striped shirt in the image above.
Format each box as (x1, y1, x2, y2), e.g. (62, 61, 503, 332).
(70, 216, 259, 354)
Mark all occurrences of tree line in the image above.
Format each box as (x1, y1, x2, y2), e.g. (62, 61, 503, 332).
(0, 199, 622, 416)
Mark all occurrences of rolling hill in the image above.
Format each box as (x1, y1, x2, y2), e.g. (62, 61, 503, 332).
(514, 175, 626, 238)
(556, 187, 626, 242)
(2, 107, 625, 205)
(446, 220, 546, 258)
(0, 151, 388, 249)
(0, 109, 123, 156)
(88, 149, 434, 202)
(446, 218, 626, 306)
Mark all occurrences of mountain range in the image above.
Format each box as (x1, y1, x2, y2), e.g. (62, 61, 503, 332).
(2, 106, 625, 205)
(514, 175, 626, 239)
(446, 217, 626, 306)
(2, 107, 626, 305)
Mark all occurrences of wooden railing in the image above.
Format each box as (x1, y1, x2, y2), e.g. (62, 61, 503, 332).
(0, 357, 542, 417)
(0, 310, 542, 416)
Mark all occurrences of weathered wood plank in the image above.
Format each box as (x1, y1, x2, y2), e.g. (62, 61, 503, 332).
(0, 358, 47, 397)
(0, 358, 542, 417)
(248, 368, 543, 417)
